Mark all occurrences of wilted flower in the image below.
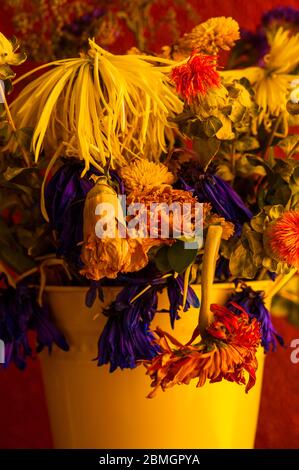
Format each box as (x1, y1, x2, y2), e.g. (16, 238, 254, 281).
(128, 186, 201, 241)
(80, 176, 150, 280)
(0, 275, 68, 369)
(171, 53, 221, 103)
(204, 211, 235, 240)
(45, 160, 94, 266)
(179, 168, 252, 236)
(176, 17, 240, 57)
(227, 285, 284, 352)
(144, 303, 261, 397)
(97, 273, 199, 371)
(262, 6, 299, 29)
(166, 275, 200, 328)
(265, 210, 299, 269)
(97, 284, 160, 371)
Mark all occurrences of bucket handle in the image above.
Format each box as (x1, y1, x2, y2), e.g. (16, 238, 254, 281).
(198, 225, 223, 335)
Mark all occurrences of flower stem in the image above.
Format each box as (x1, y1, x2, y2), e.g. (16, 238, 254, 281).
(0, 85, 31, 167)
(261, 114, 282, 159)
(198, 225, 223, 335)
(266, 268, 297, 299)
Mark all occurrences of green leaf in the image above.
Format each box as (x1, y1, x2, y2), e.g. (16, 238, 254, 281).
(14, 127, 33, 152)
(246, 230, 263, 255)
(250, 213, 265, 233)
(273, 159, 293, 183)
(202, 116, 223, 137)
(0, 192, 19, 210)
(0, 64, 15, 80)
(269, 205, 285, 219)
(0, 218, 36, 273)
(193, 136, 220, 170)
(167, 240, 198, 273)
(151, 245, 172, 273)
(3, 166, 29, 181)
(0, 179, 33, 196)
(235, 137, 260, 152)
(229, 241, 257, 278)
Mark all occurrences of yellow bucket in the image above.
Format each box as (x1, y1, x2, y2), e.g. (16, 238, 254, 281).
(40, 280, 273, 449)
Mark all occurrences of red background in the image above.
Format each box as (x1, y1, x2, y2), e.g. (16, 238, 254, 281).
(1, 0, 299, 448)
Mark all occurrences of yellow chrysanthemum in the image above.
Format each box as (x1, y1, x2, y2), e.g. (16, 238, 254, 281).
(176, 17, 240, 57)
(222, 27, 299, 127)
(120, 160, 175, 194)
(8, 40, 183, 174)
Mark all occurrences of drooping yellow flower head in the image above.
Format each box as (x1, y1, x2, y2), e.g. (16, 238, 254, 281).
(120, 160, 175, 194)
(176, 17, 240, 57)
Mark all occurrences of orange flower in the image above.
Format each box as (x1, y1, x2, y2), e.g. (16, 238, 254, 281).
(144, 303, 261, 397)
(171, 53, 221, 103)
(266, 210, 299, 269)
(80, 177, 149, 280)
(80, 235, 148, 280)
(128, 186, 203, 241)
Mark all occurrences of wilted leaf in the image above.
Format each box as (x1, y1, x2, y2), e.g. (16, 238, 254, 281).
(269, 205, 285, 219)
(250, 213, 266, 233)
(235, 136, 260, 152)
(202, 116, 223, 137)
(193, 136, 220, 170)
(0, 218, 36, 273)
(14, 127, 33, 152)
(229, 241, 257, 278)
(152, 245, 172, 273)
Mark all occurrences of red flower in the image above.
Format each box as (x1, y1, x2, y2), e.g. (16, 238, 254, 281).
(266, 210, 299, 269)
(144, 303, 262, 397)
(171, 53, 221, 103)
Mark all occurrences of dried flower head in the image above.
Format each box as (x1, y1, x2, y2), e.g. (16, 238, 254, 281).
(266, 210, 299, 269)
(120, 160, 175, 194)
(176, 17, 240, 57)
(144, 303, 261, 397)
(171, 53, 221, 103)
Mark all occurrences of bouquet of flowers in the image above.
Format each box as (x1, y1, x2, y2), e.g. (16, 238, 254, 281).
(1, 6, 299, 398)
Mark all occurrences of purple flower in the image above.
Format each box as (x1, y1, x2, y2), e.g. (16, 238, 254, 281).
(215, 257, 231, 281)
(45, 161, 124, 268)
(262, 7, 299, 27)
(45, 160, 94, 266)
(179, 167, 252, 235)
(226, 284, 284, 352)
(63, 8, 105, 37)
(97, 272, 199, 371)
(166, 275, 199, 328)
(0, 274, 68, 369)
(240, 29, 269, 66)
(85, 280, 104, 307)
(97, 284, 160, 371)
